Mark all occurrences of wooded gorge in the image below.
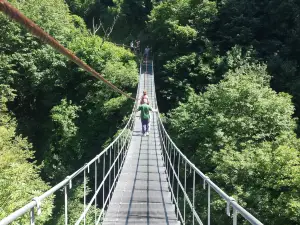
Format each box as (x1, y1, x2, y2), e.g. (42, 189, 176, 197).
(0, 0, 299, 224)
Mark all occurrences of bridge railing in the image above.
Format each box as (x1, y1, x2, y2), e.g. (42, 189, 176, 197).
(0, 65, 141, 225)
(0, 110, 135, 225)
(151, 62, 263, 225)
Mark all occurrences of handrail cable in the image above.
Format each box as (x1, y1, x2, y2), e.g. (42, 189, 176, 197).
(0, 0, 135, 100)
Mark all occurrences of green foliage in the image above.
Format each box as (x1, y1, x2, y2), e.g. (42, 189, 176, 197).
(66, 34, 137, 162)
(0, 0, 138, 222)
(210, 0, 300, 121)
(167, 62, 299, 224)
(213, 132, 300, 224)
(65, 0, 96, 17)
(4, 0, 77, 43)
(148, 0, 218, 110)
(0, 85, 53, 224)
(68, 35, 138, 89)
(2, 0, 300, 224)
(148, 0, 201, 52)
(43, 99, 81, 181)
(54, 181, 101, 224)
(65, 0, 153, 43)
(168, 64, 296, 170)
(148, 0, 300, 223)
(51, 99, 81, 138)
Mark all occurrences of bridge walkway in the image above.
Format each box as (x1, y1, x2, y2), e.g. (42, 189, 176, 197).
(103, 61, 179, 225)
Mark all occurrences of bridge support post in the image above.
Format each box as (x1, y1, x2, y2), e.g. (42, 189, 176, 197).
(192, 170, 195, 225)
(109, 149, 111, 204)
(84, 168, 86, 225)
(184, 161, 187, 224)
(95, 162, 97, 225)
(102, 156, 105, 221)
(233, 208, 237, 225)
(30, 208, 34, 225)
(176, 154, 180, 219)
(208, 185, 211, 225)
(64, 186, 68, 225)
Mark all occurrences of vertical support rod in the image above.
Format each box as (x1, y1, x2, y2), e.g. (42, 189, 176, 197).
(120, 138, 122, 164)
(116, 142, 119, 176)
(169, 142, 172, 202)
(122, 136, 125, 162)
(30, 208, 35, 225)
(114, 144, 116, 186)
(184, 161, 187, 224)
(233, 208, 237, 225)
(64, 186, 68, 225)
(117, 140, 120, 172)
(109, 147, 112, 202)
(193, 169, 195, 225)
(208, 185, 211, 225)
(103, 155, 105, 221)
(176, 154, 180, 219)
(119, 137, 122, 165)
(169, 140, 172, 173)
(95, 162, 97, 224)
(172, 147, 176, 203)
(165, 136, 169, 177)
(84, 168, 86, 225)
(164, 136, 167, 170)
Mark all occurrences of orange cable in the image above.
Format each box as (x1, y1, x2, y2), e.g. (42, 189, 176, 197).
(0, 0, 135, 100)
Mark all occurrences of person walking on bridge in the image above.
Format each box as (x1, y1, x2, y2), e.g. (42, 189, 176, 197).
(140, 90, 151, 131)
(137, 100, 157, 136)
(130, 41, 134, 52)
(140, 90, 149, 104)
(144, 46, 150, 61)
(135, 40, 140, 54)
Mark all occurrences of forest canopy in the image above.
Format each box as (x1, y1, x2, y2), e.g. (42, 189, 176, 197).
(0, 0, 300, 224)
(0, 0, 137, 223)
(147, 0, 300, 224)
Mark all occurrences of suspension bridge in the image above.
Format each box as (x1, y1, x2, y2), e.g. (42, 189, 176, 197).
(0, 60, 263, 225)
(0, 1, 264, 225)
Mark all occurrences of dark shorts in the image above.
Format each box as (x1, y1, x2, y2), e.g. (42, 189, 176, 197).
(141, 119, 149, 125)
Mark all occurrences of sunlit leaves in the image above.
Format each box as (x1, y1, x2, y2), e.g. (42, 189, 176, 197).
(0, 86, 53, 224)
(213, 132, 300, 224)
(168, 64, 296, 169)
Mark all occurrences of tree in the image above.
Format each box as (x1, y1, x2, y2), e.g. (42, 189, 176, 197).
(168, 64, 296, 171)
(0, 85, 54, 223)
(65, 0, 96, 17)
(53, 181, 101, 224)
(148, 0, 218, 111)
(0, 0, 138, 177)
(0, 0, 138, 221)
(43, 99, 81, 182)
(167, 63, 299, 225)
(212, 132, 300, 225)
(210, 0, 300, 128)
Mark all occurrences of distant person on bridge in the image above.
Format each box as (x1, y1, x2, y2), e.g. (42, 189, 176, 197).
(137, 99, 157, 136)
(140, 90, 149, 104)
(136, 40, 140, 53)
(130, 41, 134, 52)
(144, 46, 150, 60)
(140, 90, 151, 132)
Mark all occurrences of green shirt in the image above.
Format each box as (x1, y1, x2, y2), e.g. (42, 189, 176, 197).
(138, 104, 152, 120)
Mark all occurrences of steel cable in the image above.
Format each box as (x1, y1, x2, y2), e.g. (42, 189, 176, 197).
(0, 0, 135, 100)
